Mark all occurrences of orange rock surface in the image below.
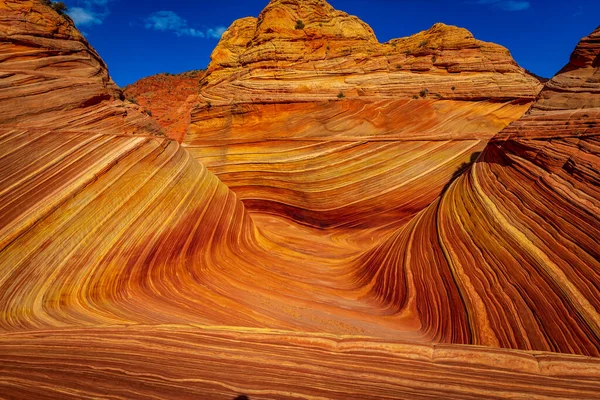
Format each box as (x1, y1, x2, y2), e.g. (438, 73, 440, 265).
(0, 0, 599, 398)
(2, 325, 600, 399)
(186, 0, 542, 231)
(0, 0, 161, 135)
(355, 25, 600, 355)
(198, 0, 542, 106)
(123, 70, 204, 142)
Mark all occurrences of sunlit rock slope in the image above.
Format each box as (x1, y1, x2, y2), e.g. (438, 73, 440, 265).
(0, 0, 160, 135)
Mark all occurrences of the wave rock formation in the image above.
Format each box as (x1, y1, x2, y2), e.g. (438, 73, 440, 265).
(0, 0, 599, 398)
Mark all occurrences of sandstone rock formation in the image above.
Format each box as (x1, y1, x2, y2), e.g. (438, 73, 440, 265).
(0, 0, 599, 398)
(185, 0, 542, 230)
(0, 0, 161, 135)
(2, 326, 600, 399)
(356, 25, 600, 355)
(198, 0, 542, 106)
(123, 70, 205, 142)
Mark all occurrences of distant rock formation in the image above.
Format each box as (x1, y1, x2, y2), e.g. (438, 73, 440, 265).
(123, 71, 205, 142)
(199, 0, 542, 107)
(130, 0, 542, 144)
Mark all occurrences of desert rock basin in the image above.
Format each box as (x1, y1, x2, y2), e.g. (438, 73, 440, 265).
(1, 0, 600, 398)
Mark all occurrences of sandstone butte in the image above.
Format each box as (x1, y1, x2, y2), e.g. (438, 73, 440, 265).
(0, 0, 599, 398)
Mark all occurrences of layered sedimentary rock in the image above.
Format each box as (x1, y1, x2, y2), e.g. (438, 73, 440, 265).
(185, 0, 541, 230)
(2, 326, 600, 399)
(123, 70, 205, 142)
(198, 0, 541, 104)
(1, 0, 600, 398)
(0, 0, 259, 331)
(0, 0, 427, 337)
(356, 25, 600, 356)
(0, 0, 161, 135)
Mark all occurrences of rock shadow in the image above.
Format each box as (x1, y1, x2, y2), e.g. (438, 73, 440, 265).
(441, 151, 481, 195)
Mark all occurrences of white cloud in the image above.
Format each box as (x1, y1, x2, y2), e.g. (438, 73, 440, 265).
(66, 0, 111, 27)
(69, 7, 102, 26)
(207, 26, 227, 39)
(143, 11, 226, 39)
(475, 0, 531, 11)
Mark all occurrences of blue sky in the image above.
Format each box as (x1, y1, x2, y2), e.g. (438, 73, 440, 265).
(63, 0, 600, 87)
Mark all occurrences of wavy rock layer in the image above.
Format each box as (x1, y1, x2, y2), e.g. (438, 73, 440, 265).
(0, 0, 420, 338)
(356, 26, 600, 356)
(1, 326, 600, 400)
(1, 0, 600, 398)
(185, 0, 541, 230)
(0, 127, 269, 331)
(186, 99, 529, 228)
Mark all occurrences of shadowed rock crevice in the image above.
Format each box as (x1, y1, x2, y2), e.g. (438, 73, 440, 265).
(440, 151, 481, 195)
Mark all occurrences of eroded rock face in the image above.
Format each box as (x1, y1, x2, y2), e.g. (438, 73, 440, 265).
(182, 0, 600, 358)
(198, 0, 542, 106)
(126, 0, 544, 233)
(123, 71, 205, 142)
(0, 0, 258, 332)
(185, 0, 541, 230)
(533, 26, 600, 111)
(186, 99, 528, 230)
(0, 0, 161, 135)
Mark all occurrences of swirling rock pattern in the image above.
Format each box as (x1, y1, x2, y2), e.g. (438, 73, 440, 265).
(185, 0, 541, 231)
(0, 0, 600, 398)
(186, 99, 531, 229)
(356, 25, 600, 355)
